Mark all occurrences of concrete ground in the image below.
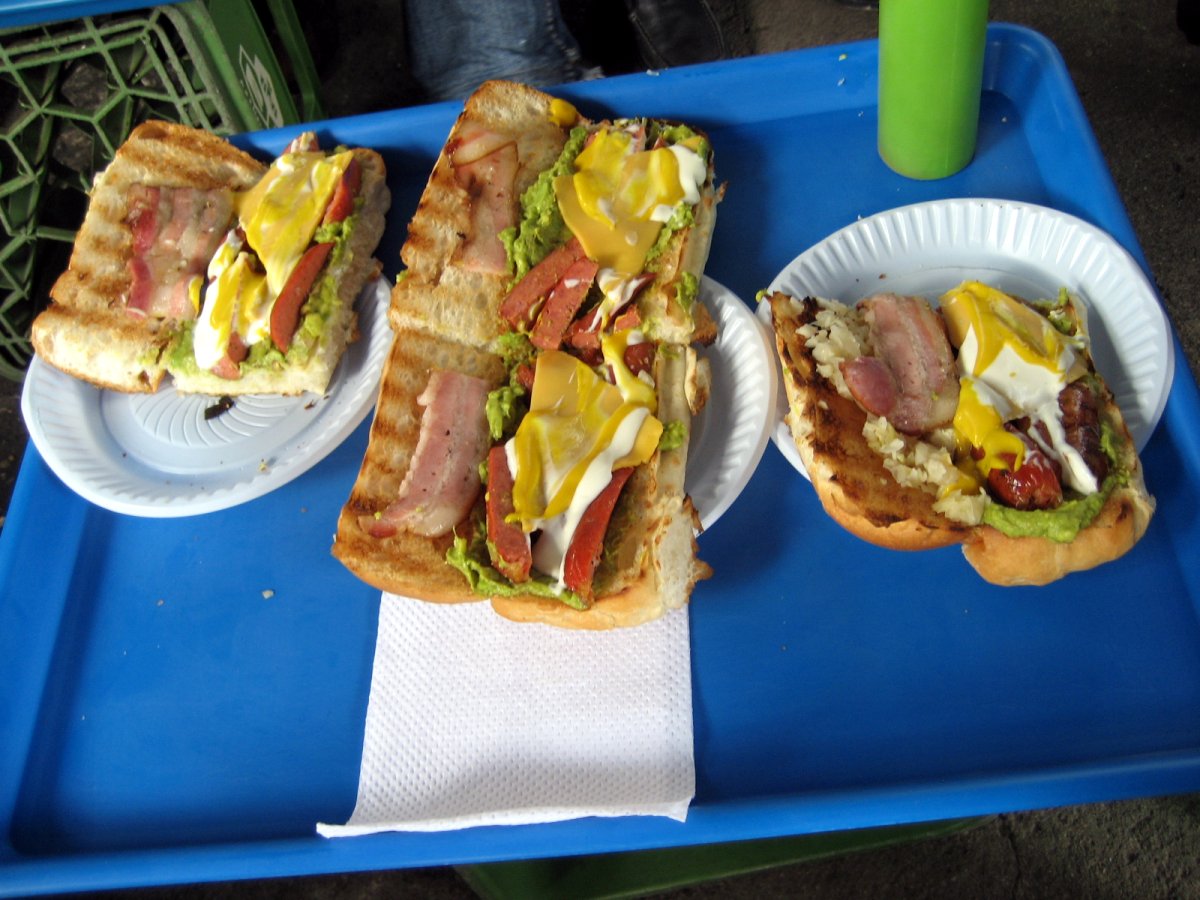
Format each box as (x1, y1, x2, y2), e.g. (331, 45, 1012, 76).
(4, 0, 1199, 897)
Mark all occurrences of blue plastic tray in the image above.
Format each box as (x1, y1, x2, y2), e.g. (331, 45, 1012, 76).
(3, 24, 1199, 897)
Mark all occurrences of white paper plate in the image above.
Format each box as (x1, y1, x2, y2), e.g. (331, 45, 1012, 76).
(758, 198, 1175, 479)
(688, 276, 778, 530)
(21, 278, 393, 517)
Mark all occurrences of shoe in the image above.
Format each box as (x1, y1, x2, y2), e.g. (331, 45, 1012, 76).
(624, 0, 727, 68)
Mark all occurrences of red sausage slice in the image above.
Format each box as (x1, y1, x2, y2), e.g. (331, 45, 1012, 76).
(322, 156, 361, 225)
(270, 241, 334, 352)
(499, 237, 585, 329)
(529, 257, 599, 350)
(562, 466, 635, 600)
(486, 445, 532, 583)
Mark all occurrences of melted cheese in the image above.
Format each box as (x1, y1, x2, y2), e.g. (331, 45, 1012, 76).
(191, 148, 350, 368)
(194, 231, 265, 369)
(549, 98, 579, 127)
(507, 350, 661, 587)
(941, 281, 1097, 494)
(526, 407, 650, 587)
(554, 126, 705, 275)
(238, 149, 350, 296)
(600, 329, 656, 410)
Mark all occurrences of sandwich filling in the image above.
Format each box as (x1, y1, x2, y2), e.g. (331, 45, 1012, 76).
(130, 134, 363, 382)
(791, 283, 1129, 543)
(413, 105, 712, 606)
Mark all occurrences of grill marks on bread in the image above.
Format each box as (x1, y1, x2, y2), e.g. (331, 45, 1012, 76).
(335, 80, 716, 627)
(33, 121, 267, 392)
(771, 293, 969, 550)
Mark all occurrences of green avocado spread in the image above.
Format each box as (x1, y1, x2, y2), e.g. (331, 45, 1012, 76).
(447, 527, 587, 610)
(499, 120, 707, 281)
(659, 420, 688, 451)
(499, 125, 589, 282)
(485, 384, 527, 441)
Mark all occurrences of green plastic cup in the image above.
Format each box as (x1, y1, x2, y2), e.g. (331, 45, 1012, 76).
(877, 0, 989, 179)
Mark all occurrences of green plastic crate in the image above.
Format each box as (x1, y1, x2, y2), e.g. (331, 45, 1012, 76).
(0, 0, 324, 381)
(457, 817, 993, 900)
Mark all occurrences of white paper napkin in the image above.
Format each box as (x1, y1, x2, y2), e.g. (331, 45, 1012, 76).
(317, 594, 694, 836)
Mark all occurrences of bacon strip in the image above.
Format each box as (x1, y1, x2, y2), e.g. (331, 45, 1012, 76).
(485, 446, 532, 583)
(364, 370, 493, 538)
(125, 185, 235, 320)
(841, 293, 959, 435)
(1059, 381, 1109, 483)
(450, 120, 518, 166)
(562, 466, 635, 601)
(454, 140, 518, 274)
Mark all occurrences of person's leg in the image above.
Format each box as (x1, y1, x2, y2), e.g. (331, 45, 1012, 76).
(405, 0, 595, 101)
(623, 0, 727, 68)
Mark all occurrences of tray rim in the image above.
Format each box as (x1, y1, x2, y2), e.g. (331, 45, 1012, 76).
(3, 21, 1199, 898)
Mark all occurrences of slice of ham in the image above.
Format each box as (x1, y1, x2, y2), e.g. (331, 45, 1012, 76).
(450, 120, 518, 166)
(126, 184, 235, 320)
(362, 369, 493, 539)
(840, 293, 959, 435)
(485, 445, 532, 583)
(529, 257, 600, 350)
(453, 137, 518, 274)
(499, 237, 586, 329)
(561, 466, 635, 601)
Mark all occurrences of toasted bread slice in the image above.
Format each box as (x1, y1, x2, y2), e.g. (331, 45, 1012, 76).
(333, 327, 508, 601)
(389, 79, 722, 351)
(768, 289, 1155, 585)
(960, 379, 1155, 586)
(489, 339, 711, 629)
(32, 123, 390, 397)
(769, 292, 971, 550)
(333, 337, 712, 627)
(389, 80, 572, 348)
(32, 121, 267, 392)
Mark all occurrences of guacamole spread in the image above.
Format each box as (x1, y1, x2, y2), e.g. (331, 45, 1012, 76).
(447, 529, 587, 610)
(659, 420, 688, 452)
(485, 384, 527, 441)
(500, 125, 589, 282)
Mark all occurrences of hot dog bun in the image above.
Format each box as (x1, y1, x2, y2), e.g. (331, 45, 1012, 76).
(333, 80, 719, 628)
(31, 121, 390, 396)
(767, 288, 1154, 586)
